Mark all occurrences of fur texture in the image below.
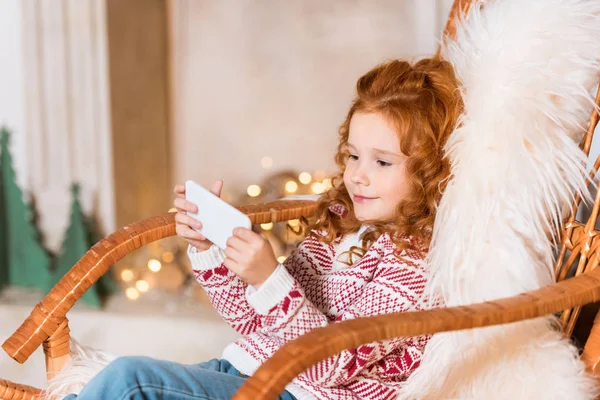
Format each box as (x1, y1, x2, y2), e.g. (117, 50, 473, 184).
(42, 338, 116, 400)
(398, 0, 600, 399)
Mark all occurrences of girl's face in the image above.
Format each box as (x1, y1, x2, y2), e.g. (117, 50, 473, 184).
(343, 112, 410, 221)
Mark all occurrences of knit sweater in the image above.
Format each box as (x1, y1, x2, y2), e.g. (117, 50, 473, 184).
(188, 224, 430, 400)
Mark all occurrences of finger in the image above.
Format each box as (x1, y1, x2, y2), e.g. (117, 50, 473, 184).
(258, 232, 269, 241)
(173, 197, 198, 213)
(173, 185, 186, 199)
(174, 184, 185, 195)
(233, 227, 261, 245)
(175, 212, 203, 230)
(210, 179, 224, 198)
(176, 224, 205, 241)
(224, 246, 243, 263)
(223, 257, 239, 272)
(225, 235, 247, 251)
(188, 239, 208, 248)
(177, 225, 206, 241)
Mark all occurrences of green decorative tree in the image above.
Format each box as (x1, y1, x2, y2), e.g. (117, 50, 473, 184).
(52, 184, 117, 308)
(0, 130, 7, 289)
(0, 127, 52, 291)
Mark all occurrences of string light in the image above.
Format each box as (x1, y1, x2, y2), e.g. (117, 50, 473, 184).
(126, 287, 140, 300)
(277, 256, 287, 263)
(168, 207, 177, 213)
(162, 251, 174, 263)
(285, 181, 298, 193)
(323, 178, 332, 189)
(121, 269, 134, 282)
(260, 222, 273, 230)
(136, 280, 150, 293)
(311, 182, 326, 194)
(148, 259, 162, 272)
(288, 219, 299, 227)
(298, 172, 312, 184)
(247, 184, 261, 197)
(261, 156, 273, 169)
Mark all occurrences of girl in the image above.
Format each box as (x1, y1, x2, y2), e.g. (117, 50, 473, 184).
(64, 57, 462, 400)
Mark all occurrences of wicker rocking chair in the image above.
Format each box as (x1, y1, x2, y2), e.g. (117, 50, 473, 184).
(2, 1, 600, 398)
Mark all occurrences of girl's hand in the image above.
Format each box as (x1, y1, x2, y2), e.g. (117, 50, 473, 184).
(224, 228, 279, 289)
(173, 180, 224, 251)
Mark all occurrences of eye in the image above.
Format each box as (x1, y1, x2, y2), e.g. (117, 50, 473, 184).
(348, 154, 359, 161)
(377, 160, 392, 167)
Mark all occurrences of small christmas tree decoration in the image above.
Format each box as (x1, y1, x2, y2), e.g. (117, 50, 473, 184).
(0, 132, 7, 289)
(0, 127, 52, 291)
(52, 184, 116, 308)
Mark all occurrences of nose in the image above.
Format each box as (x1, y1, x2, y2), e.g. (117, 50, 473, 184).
(351, 164, 370, 186)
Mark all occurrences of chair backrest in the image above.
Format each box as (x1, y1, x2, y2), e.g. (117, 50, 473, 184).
(443, 0, 600, 363)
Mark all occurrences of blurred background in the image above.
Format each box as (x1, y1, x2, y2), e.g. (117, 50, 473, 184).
(0, 0, 454, 389)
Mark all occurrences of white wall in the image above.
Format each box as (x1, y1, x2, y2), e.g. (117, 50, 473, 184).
(0, 0, 27, 190)
(169, 1, 454, 200)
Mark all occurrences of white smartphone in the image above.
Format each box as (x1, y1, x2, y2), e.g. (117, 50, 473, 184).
(185, 180, 252, 250)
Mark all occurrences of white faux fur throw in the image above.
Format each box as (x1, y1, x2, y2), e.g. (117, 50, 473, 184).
(398, 0, 600, 399)
(43, 338, 116, 399)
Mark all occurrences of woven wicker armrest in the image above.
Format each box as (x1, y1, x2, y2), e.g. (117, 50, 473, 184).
(0, 379, 42, 400)
(232, 267, 600, 400)
(2, 200, 317, 365)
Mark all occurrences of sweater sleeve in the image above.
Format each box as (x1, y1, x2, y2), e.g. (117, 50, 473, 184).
(188, 244, 262, 335)
(245, 248, 430, 387)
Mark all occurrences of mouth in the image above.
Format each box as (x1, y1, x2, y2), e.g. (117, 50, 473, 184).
(353, 194, 378, 204)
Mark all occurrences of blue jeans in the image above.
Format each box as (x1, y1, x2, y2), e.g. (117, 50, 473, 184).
(62, 356, 297, 400)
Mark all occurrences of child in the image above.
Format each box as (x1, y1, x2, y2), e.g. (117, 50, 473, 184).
(63, 57, 462, 400)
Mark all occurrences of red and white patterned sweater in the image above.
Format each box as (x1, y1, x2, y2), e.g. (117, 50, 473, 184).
(188, 225, 430, 400)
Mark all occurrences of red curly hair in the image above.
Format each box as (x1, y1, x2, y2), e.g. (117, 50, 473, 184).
(302, 57, 463, 257)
